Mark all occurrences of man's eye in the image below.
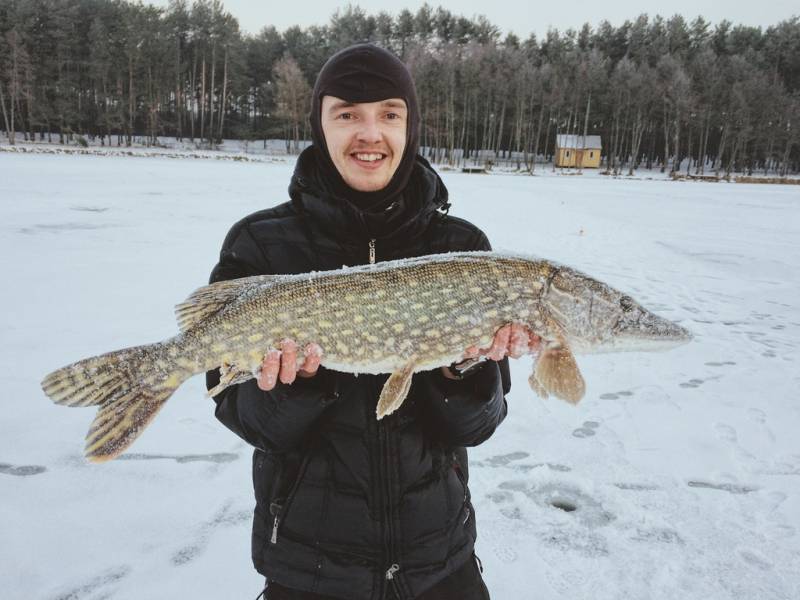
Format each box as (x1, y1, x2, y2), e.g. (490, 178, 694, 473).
(386, 113, 401, 120)
(337, 112, 353, 120)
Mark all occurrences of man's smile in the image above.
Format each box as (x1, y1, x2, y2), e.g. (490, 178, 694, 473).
(350, 151, 389, 169)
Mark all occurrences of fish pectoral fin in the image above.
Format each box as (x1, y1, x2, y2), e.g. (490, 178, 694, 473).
(376, 361, 417, 419)
(207, 363, 253, 397)
(530, 345, 585, 404)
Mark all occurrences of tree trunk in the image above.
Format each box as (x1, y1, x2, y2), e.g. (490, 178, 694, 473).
(0, 81, 11, 144)
(661, 100, 670, 173)
(208, 43, 216, 146)
(175, 37, 182, 141)
(200, 55, 206, 142)
(218, 46, 228, 143)
(579, 91, 591, 173)
(127, 54, 134, 146)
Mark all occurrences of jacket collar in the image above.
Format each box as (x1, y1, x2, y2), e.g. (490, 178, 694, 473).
(288, 146, 449, 250)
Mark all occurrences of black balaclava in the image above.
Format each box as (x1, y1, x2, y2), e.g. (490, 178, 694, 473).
(309, 43, 421, 211)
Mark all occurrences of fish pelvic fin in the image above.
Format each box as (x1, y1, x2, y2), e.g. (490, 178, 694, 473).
(376, 361, 416, 419)
(41, 342, 189, 462)
(207, 363, 254, 397)
(528, 344, 585, 404)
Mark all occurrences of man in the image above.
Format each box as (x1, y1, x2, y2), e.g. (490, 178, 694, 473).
(208, 44, 537, 600)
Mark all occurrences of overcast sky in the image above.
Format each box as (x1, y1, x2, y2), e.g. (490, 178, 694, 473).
(148, 0, 797, 37)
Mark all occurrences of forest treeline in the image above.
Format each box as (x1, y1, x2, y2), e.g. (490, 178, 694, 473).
(1, 0, 799, 175)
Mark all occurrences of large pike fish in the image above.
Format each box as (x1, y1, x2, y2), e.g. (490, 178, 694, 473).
(42, 252, 691, 462)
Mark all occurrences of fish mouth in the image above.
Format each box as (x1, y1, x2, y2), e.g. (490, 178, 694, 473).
(610, 310, 693, 351)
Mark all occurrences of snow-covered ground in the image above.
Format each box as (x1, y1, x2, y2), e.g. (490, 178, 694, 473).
(1, 151, 798, 600)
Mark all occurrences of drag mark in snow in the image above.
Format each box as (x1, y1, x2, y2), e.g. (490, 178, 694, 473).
(480, 451, 529, 467)
(613, 482, 660, 491)
(0, 462, 46, 476)
(70, 206, 109, 213)
(48, 566, 130, 600)
(687, 480, 759, 494)
(117, 452, 239, 464)
(18, 223, 117, 234)
(474, 453, 571, 474)
(738, 548, 773, 570)
(599, 390, 633, 400)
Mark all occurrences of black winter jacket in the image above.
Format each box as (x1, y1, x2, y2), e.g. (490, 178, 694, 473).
(207, 151, 510, 600)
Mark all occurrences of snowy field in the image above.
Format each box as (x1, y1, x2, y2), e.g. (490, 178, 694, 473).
(1, 152, 798, 600)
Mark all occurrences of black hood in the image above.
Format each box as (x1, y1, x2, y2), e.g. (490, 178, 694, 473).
(309, 43, 421, 210)
(289, 146, 449, 250)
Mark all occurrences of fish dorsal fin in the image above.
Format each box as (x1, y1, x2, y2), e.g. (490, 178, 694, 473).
(376, 360, 417, 419)
(175, 274, 279, 332)
(528, 344, 585, 404)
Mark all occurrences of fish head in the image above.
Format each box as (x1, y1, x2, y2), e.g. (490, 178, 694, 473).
(543, 266, 693, 353)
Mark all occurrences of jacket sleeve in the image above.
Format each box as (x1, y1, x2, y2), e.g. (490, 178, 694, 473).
(206, 222, 338, 453)
(415, 225, 511, 447)
(416, 359, 511, 447)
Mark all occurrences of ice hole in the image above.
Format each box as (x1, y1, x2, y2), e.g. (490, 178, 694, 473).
(550, 498, 577, 512)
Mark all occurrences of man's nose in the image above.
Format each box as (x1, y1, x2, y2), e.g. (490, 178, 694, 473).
(355, 115, 382, 144)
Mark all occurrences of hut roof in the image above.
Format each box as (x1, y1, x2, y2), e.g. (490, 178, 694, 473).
(556, 134, 602, 149)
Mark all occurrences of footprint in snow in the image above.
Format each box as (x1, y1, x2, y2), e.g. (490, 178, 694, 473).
(47, 565, 130, 600)
(679, 378, 706, 389)
(572, 420, 600, 438)
(0, 462, 47, 477)
(493, 546, 518, 563)
(714, 422, 738, 443)
(171, 500, 251, 566)
(738, 548, 773, 570)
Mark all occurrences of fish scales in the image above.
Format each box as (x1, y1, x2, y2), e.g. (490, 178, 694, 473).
(40, 251, 691, 462)
(185, 254, 543, 376)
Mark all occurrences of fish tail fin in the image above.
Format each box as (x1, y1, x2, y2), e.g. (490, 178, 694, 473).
(41, 342, 189, 462)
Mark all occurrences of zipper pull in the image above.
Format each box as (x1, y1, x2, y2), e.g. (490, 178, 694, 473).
(270, 515, 280, 544)
(368, 239, 376, 264)
(385, 563, 400, 580)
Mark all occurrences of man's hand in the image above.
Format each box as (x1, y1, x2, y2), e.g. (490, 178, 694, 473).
(256, 339, 323, 391)
(442, 323, 541, 380)
(466, 323, 541, 360)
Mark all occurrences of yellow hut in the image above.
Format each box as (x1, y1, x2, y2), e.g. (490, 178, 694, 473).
(555, 134, 602, 168)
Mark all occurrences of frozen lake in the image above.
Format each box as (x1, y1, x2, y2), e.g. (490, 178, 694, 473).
(1, 152, 798, 599)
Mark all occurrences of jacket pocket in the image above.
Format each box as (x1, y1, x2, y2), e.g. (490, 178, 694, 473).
(269, 451, 313, 545)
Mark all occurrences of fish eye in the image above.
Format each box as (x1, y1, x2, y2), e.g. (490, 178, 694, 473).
(619, 296, 635, 312)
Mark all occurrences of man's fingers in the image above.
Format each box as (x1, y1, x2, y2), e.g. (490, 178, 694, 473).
(298, 343, 322, 377)
(279, 339, 298, 384)
(257, 349, 281, 391)
(487, 324, 511, 361)
(463, 345, 480, 359)
(508, 323, 530, 359)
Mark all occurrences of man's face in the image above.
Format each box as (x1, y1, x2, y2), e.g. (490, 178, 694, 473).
(320, 95, 407, 192)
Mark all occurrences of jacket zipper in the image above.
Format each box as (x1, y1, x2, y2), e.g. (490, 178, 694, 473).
(379, 421, 402, 598)
(369, 242, 402, 597)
